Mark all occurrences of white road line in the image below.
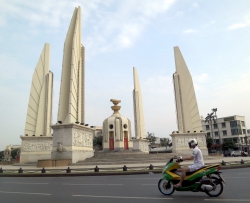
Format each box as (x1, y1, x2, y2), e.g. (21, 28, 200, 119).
(0, 191, 51, 196)
(63, 184, 123, 186)
(72, 194, 172, 200)
(4, 182, 48, 185)
(224, 177, 250, 179)
(119, 178, 158, 179)
(204, 199, 250, 202)
(142, 184, 157, 186)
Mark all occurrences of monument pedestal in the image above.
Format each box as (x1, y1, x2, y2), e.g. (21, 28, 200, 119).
(170, 132, 208, 156)
(51, 123, 95, 163)
(103, 141, 133, 151)
(20, 136, 53, 163)
(132, 139, 149, 153)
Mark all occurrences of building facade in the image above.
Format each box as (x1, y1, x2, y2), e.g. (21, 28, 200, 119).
(201, 115, 248, 146)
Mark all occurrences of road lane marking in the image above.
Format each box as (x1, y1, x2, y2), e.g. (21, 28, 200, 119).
(4, 182, 49, 185)
(142, 184, 157, 186)
(0, 191, 51, 196)
(72, 194, 172, 200)
(119, 178, 159, 179)
(204, 199, 250, 202)
(63, 184, 123, 186)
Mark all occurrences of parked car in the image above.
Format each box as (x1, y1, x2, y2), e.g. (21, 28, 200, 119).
(231, 151, 248, 157)
(242, 151, 248, 156)
(223, 150, 231, 157)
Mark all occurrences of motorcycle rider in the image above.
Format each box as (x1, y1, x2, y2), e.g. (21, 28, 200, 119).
(174, 138, 205, 188)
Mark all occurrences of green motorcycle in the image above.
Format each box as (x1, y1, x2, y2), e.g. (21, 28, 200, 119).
(158, 156, 225, 197)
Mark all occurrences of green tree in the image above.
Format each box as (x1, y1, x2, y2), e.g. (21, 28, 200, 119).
(93, 136, 103, 149)
(222, 138, 236, 151)
(146, 132, 156, 144)
(0, 151, 3, 159)
(11, 148, 20, 159)
(206, 137, 214, 148)
(160, 138, 171, 147)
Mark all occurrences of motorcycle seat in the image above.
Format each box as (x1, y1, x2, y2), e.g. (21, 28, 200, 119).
(186, 166, 207, 176)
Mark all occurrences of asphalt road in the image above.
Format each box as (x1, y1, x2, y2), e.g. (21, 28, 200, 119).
(0, 168, 250, 203)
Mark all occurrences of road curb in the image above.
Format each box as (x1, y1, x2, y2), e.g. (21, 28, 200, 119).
(0, 164, 249, 177)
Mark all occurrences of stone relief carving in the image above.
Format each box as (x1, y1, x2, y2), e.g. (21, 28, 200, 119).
(73, 131, 93, 147)
(57, 142, 66, 152)
(22, 141, 52, 152)
(176, 136, 206, 148)
(139, 141, 149, 152)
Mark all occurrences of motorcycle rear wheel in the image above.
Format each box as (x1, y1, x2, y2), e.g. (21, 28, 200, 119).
(158, 179, 175, 195)
(205, 177, 223, 197)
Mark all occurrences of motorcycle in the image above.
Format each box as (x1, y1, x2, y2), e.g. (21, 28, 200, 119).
(158, 156, 225, 197)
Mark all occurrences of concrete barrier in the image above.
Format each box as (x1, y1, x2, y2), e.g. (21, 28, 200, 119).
(37, 159, 72, 167)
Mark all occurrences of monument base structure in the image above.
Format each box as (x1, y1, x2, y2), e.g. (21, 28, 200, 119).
(170, 132, 208, 156)
(51, 123, 95, 163)
(103, 141, 133, 152)
(132, 139, 149, 153)
(20, 136, 53, 163)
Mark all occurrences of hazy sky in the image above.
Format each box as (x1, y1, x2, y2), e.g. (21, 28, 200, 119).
(0, 0, 250, 150)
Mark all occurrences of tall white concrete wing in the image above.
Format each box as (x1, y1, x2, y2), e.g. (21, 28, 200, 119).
(57, 6, 85, 124)
(133, 67, 146, 139)
(24, 43, 53, 136)
(173, 46, 202, 133)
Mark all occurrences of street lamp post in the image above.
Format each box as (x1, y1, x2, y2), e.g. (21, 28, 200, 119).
(212, 108, 222, 153)
(205, 108, 222, 153)
(244, 135, 249, 156)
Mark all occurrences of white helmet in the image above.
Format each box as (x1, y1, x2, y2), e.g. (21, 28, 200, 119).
(188, 138, 198, 148)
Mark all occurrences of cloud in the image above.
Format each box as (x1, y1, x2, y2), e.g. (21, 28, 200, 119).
(0, 0, 176, 54)
(183, 29, 198, 34)
(228, 20, 250, 30)
(193, 73, 209, 83)
(0, 16, 5, 26)
(84, 0, 176, 54)
(176, 11, 184, 17)
(144, 75, 172, 94)
(193, 73, 209, 91)
(203, 20, 215, 27)
(192, 2, 199, 8)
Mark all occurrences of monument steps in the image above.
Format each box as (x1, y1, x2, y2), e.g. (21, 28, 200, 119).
(71, 151, 183, 166)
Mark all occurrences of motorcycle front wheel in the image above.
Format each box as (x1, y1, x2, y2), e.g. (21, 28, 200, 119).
(158, 179, 175, 195)
(205, 177, 223, 197)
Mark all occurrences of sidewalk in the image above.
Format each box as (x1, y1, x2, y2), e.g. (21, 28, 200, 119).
(1, 156, 250, 170)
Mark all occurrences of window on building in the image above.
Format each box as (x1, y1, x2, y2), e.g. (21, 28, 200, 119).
(213, 124, 218, 129)
(214, 131, 218, 136)
(207, 132, 210, 137)
(223, 130, 227, 136)
(222, 122, 226, 128)
(230, 121, 237, 127)
(241, 121, 245, 127)
(230, 120, 241, 127)
(231, 129, 242, 135)
(206, 125, 210, 130)
(242, 129, 246, 134)
(232, 138, 238, 143)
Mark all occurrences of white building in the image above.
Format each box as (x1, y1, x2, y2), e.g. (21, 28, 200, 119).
(201, 115, 248, 146)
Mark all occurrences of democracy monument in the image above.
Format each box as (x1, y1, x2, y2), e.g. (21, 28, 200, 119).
(170, 46, 208, 155)
(18, 6, 206, 165)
